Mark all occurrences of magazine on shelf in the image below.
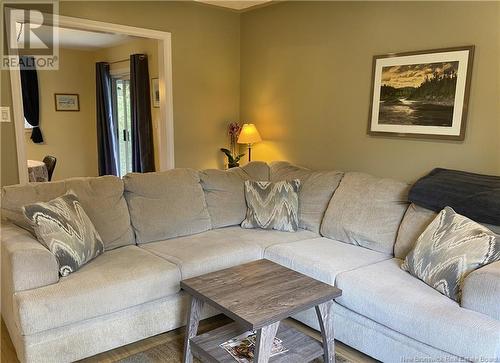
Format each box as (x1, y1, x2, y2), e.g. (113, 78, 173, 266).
(220, 330, 288, 363)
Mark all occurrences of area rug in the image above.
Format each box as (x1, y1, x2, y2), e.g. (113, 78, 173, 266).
(118, 342, 353, 363)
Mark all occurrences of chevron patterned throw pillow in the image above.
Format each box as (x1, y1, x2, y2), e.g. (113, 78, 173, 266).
(24, 192, 104, 276)
(241, 180, 300, 232)
(402, 206, 500, 302)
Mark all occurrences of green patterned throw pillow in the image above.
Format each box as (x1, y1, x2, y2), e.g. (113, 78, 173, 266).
(241, 180, 300, 232)
(402, 206, 500, 302)
(23, 192, 104, 277)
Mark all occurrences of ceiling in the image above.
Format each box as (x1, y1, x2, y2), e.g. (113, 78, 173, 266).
(196, 0, 272, 10)
(16, 24, 137, 51)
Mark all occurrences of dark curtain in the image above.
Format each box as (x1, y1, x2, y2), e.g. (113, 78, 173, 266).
(130, 54, 155, 173)
(96, 62, 119, 176)
(20, 56, 43, 143)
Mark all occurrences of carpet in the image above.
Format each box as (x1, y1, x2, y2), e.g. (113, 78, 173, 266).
(118, 341, 353, 363)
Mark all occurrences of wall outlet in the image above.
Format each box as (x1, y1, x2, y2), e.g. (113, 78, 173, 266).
(1, 107, 11, 123)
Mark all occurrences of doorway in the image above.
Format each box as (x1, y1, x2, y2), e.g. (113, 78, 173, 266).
(8, 12, 175, 184)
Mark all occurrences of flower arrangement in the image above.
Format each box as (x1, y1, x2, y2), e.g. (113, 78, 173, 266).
(221, 122, 245, 168)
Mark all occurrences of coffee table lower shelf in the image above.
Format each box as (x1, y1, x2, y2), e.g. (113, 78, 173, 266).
(190, 321, 324, 363)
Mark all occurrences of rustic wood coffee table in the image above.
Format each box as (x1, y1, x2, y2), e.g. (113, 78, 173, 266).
(181, 259, 342, 363)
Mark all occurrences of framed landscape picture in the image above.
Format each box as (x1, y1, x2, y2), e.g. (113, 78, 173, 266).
(54, 94, 80, 112)
(368, 46, 474, 140)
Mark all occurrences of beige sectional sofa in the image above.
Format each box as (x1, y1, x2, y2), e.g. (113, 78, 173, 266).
(1, 161, 499, 363)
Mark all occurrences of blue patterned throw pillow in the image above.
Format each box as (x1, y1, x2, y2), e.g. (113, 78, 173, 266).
(241, 180, 300, 232)
(23, 192, 104, 276)
(402, 206, 500, 302)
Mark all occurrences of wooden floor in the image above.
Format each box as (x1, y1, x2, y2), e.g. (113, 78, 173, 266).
(1, 316, 375, 363)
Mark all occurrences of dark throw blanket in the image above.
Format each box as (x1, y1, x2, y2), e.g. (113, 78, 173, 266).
(409, 168, 500, 226)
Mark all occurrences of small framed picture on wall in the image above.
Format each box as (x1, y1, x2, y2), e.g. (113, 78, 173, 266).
(151, 78, 160, 108)
(54, 94, 80, 111)
(368, 46, 474, 140)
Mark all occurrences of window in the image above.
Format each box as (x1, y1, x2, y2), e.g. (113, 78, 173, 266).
(24, 117, 33, 130)
(111, 73, 132, 177)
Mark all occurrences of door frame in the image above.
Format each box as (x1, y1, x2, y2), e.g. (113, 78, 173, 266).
(8, 11, 175, 184)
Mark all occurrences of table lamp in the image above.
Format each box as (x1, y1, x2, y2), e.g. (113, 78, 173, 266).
(237, 123, 262, 162)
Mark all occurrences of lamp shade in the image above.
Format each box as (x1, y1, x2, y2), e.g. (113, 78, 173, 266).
(237, 123, 262, 144)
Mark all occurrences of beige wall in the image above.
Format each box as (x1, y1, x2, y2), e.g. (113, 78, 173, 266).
(0, 1, 241, 185)
(60, 1, 241, 171)
(1, 71, 19, 186)
(24, 38, 164, 180)
(23, 48, 98, 180)
(94, 38, 161, 169)
(3, 2, 499, 185)
(240, 1, 500, 181)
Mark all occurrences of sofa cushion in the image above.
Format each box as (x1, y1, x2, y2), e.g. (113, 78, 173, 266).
(141, 231, 260, 279)
(200, 168, 247, 228)
(14, 246, 180, 335)
(394, 203, 436, 259)
(229, 226, 318, 249)
(24, 192, 104, 277)
(1, 176, 134, 250)
(124, 169, 212, 244)
(395, 203, 500, 260)
(1, 222, 59, 292)
(265, 237, 390, 285)
(242, 180, 300, 232)
(401, 207, 500, 302)
(199, 162, 270, 229)
(237, 161, 270, 181)
(140, 226, 317, 279)
(270, 161, 344, 233)
(336, 259, 500, 359)
(462, 260, 500, 320)
(320, 172, 409, 254)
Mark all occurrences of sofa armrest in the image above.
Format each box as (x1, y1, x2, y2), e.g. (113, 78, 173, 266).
(462, 261, 500, 320)
(1, 222, 59, 292)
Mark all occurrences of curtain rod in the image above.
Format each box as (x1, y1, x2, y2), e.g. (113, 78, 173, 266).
(108, 58, 129, 65)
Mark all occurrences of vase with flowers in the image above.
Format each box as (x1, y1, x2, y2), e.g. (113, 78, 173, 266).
(221, 122, 245, 168)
